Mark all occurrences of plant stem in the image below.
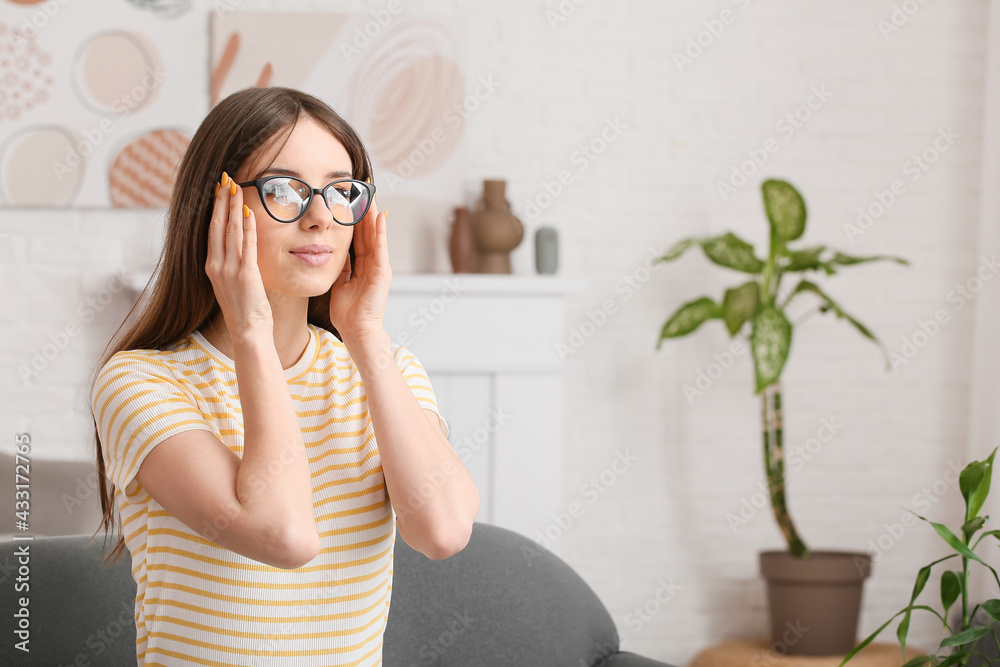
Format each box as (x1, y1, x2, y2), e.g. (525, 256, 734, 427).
(762, 381, 810, 557)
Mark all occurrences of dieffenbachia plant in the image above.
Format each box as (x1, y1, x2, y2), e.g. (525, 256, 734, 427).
(654, 179, 909, 557)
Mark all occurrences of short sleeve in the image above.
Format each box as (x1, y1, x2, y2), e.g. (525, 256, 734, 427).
(92, 352, 215, 500)
(392, 343, 449, 439)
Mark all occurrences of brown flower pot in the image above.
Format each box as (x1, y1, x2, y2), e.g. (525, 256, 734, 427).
(759, 550, 872, 656)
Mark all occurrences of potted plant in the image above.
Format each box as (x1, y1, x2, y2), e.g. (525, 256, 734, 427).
(655, 178, 909, 656)
(842, 448, 1000, 667)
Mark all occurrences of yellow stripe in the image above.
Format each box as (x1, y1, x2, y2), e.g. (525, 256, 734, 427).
(146, 556, 389, 591)
(144, 581, 389, 624)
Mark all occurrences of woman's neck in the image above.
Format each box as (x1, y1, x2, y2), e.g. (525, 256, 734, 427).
(202, 312, 311, 371)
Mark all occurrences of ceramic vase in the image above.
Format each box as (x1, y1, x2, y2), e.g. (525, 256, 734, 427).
(448, 206, 476, 273)
(471, 179, 523, 274)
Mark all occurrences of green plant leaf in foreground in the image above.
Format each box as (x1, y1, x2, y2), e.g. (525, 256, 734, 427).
(898, 564, 933, 654)
(912, 512, 1000, 591)
(656, 297, 722, 347)
(981, 598, 1000, 621)
(750, 305, 791, 393)
(965, 448, 998, 524)
(940, 570, 961, 625)
(940, 625, 991, 648)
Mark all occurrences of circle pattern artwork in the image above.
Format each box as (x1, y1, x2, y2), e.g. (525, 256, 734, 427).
(0, 125, 81, 206)
(108, 129, 190, 208)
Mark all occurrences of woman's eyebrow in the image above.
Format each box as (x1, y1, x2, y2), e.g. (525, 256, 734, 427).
(260, 167, 354, 179)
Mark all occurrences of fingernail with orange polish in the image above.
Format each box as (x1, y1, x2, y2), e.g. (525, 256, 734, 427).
(230, 180, 237, 196)
(221, 172, 229, 186)
(243, 204, 250, 218)
(384, 209, 389, 222)
(215, 182, 220, 196)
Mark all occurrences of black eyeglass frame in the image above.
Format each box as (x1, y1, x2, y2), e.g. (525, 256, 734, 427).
(237, 176, 376, 226)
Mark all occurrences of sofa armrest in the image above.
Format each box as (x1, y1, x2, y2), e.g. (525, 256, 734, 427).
(602, 650, 678, 667)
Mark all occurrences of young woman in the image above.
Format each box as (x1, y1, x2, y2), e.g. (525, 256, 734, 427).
(89, 86, 479, 666)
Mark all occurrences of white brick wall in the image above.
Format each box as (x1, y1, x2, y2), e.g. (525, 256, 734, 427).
(0, 0, 991, 663)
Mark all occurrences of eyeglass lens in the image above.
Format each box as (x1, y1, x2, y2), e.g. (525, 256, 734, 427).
(260, 177, 370, 224)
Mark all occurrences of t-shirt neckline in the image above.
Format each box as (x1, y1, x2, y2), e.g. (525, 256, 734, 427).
(190, 323, 318, 380)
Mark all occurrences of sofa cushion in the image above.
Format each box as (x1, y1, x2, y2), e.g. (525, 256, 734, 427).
(383, 523, 622, 667)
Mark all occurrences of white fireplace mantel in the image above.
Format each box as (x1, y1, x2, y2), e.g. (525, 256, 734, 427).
(384, 273, 586, 542)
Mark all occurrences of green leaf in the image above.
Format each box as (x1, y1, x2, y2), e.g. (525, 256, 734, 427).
(963, 516, 987, 537)
(656, 237, 700, 264)
(784, 279, 892, 370)
(936, 653, 968, 667)
(974, 529, 1000, 549)
(656, 297, 722, 347)
(782, 245, 826, 272)
(913, 511, 1000, 591)
(940, 570, 961, 620)
(829, 251, 910, 268)
(940, 625, 991, 648)
(899, 565, 933, 653)
(750, 306, 792, 393)
(981, 598, 1000, 622)
(967, 448, 998, 523)
(700, 233, 765, 274)
(722, 281, 760, 336)
(838, 609, 906, 667)
(761, 179, 807, 241)
(900, 656, 933, 667)
(961, 462, 987, 521)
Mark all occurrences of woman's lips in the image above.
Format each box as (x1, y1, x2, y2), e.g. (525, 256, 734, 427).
(290, 251, 331, 266)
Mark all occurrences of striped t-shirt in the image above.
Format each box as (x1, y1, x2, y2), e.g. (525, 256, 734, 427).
(91, 323, 449, 667)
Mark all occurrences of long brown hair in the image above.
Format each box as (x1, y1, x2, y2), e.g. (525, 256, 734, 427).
(88, 86, 374, 565)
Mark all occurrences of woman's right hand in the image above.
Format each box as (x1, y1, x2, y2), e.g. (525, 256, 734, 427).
(205, 172, 273, 339)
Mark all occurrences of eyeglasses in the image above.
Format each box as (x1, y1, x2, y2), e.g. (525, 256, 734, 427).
(237, 176, 376, 225)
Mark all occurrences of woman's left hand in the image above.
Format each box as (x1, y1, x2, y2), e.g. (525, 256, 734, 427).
(329, 197, 390, 341)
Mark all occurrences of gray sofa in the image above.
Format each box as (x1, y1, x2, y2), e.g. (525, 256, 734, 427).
(0, 523, 675, 666)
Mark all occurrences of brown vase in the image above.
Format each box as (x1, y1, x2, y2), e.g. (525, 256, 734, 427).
(759, 550, 872, 656)
(471, 179, 524, 274)
(448, 206, 476, 273)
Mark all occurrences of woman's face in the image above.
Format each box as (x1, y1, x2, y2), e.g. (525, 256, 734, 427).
(236, 115, 356, 300)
